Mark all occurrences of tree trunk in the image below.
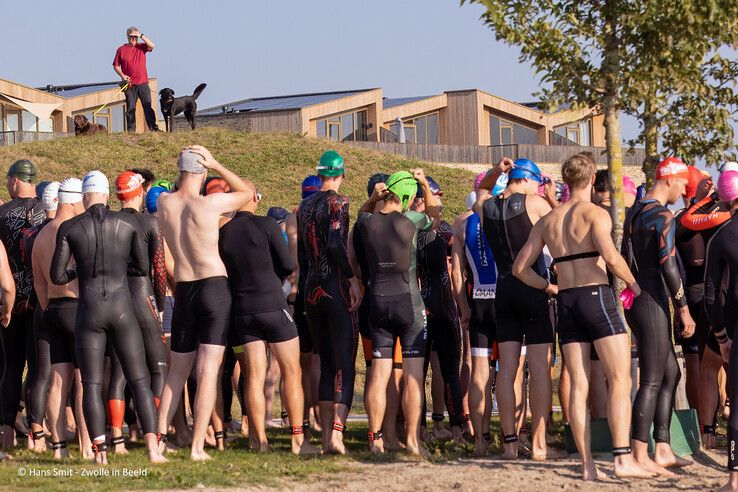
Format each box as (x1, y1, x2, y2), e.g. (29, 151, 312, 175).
(642, 100, 659, 188)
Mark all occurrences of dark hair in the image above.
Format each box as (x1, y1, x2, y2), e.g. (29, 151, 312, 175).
(593, 169, 609, 193)
(130, 168, 155, 188)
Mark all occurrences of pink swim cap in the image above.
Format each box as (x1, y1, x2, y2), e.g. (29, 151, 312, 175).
(718, 170, 738, 203)
(623, 176, 636, 196)
(474, 172, 486, 193)
(560, 184, 570, 203)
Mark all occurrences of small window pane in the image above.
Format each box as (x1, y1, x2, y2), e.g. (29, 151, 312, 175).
(38, 117, 53, 132)
(94, 115, 109, 130)
(567, 129, 578, 143)
(329, 123, 340, 141)
(316, 120, 327, 138)
(415, 116, 427, 144)
(579, 120, 590, 146)
(501, 126, 512, 145)
(111, 105, 125, 133)
(427, 113, 439, 144)
(355, 111, 367, 141)
(6, 113, 19, 131)
(22, 111, 37, 132)
(489, 115, 501, 145)
(405, 127, 416, 144)
(341, 113, 354, 141)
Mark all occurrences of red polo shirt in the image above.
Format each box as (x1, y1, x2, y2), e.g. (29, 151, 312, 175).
(112, 42, 151, 86)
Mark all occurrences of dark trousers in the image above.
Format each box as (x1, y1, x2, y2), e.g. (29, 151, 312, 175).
(124, 82, 158, 132)
(0, 310, 34, 426)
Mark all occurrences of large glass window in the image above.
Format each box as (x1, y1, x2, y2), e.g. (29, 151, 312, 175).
(111, 104, 125, 133)
(22, 111, 37, 132)
(395, 112, 439, 144)
(315, 109, 369, 142)
(554, 119, 591, 146)
(6, 112, 19, 131)
(38, 117, 53, 132)
(489, 114, 538, 145)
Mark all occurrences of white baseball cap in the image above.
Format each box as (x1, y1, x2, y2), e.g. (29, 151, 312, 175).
(41, 181, 60, 212)
(58, 178, 83, 204)
(82, 171, 109, 194)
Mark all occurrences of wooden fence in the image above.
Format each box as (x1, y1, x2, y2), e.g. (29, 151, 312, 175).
(0, 131, 70, 146)
(347, 141, 645, 166)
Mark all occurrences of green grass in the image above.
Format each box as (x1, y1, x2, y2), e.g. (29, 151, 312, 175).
(0, 128, 475, 220)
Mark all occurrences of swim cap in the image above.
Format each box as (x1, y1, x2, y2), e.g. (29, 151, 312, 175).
(366, 173, 389, 198)
(718, 170, 738, 203)
(465, 191, 477, 210)
(204, 177, 230, 195)
(474, 172, 486, 193)
(146, 186, 168, 213)
(636, 184, 647, 200)
(115, 171, 144, 201)
(82, 171, 109, 194)
(41, 181, 60, 212)
(58, 178, 83, 204)
(720, 161, 738, 174)
(178, 150, 206, 174)
(152, 179, 173, 191)
(509, 158, 542, 183)
(623, 175, 637, 196)
(302, 175, 322, 199)
(35, 181, 51, 200)
(682, 166, 704, 199)
(492, 172, 508, 197)
(7, 159, 36, 183)
(417, 176, 442, 197)
(386, 171, 417, 211)
(316, 150, 344, 177)
(560, 183, 571, 203)
(655, 157, 689, 181)
(267, 207, 290, 223)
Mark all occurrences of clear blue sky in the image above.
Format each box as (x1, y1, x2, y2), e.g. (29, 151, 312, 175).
(5, 0, 640, 140)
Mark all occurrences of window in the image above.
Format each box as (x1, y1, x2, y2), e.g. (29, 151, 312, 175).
(93, 108, 110, 132)
(315, 109, 369, 142)
(38, 117, 53, 132)
(6, 112, 19, 131)
(22, 111, 37, 132)
(489, 114, 538, 145)
(111, 104, 125, 133)
(554, 119, 591, 146)
(395, 112, 439, 144)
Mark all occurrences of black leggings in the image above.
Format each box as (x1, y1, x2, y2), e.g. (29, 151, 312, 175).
(306, 295, 358, 408)
(626, 289, 680, 443)
(0, 310, 34, 426)
(222, 348, 236, 422)
(27, 306, 50, 426)
(422, 313, 464, 428)
(75, 287, 156, 441)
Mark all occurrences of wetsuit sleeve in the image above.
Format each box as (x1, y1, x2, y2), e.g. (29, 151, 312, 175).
(266, 219, 294, 280)
(704, 231, 727, 333)
(680, 194, 731, 231)
(149, 219, 167, 309)
(296, 208, 307, 279)
(404, 210, 432, 231)
(657, 209, 687, 308)
(327, 195, 355, 279)
(50, 223, 76, 285)
(128, 223, 148, 277)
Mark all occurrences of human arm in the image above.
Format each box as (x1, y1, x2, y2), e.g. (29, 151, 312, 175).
(128, 224, 148, 278)
(0, 242, 14, 327)
(542, 179, 559, 208)
(163, 237, 175, 291)
(285, 213, 299, 300)
(512, 221, 557, 295)
(451, 220, 471, 328)
(150, 220, 167, 310)
(473, 157, 514, 215)
(50, 224, 76, 285)
(139, 32, 155, 50)
(680, 193, 730, 232)
(591, 207, 639, 293)
(359, 182, 387, 214)
(267, 220, 295, 280)
(657, 208, 694, 336)
(704, 231, 731, 361)
(413, 169, 440, 229)
(348, 227, 362, 283)
(185, 145, 253, 213)
(31, 245, 47, 312)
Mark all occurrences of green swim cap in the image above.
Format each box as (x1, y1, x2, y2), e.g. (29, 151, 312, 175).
(7, 159, 36, 183)
(317, 150, 344, 177)
(386, 171, 418, 211)
(152, 179, 173, 191)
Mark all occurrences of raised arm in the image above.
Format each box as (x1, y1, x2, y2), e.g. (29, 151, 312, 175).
(413, 169, 440, 229)
(186, 145, 253, 214)
(473, 157, 514, 215)
(140, 33, 155, 50)
(451, 219, 471, 326)
(680, 193, 730, 231)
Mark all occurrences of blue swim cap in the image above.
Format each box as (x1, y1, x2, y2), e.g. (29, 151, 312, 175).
(301, 175, 321, 199)
(35, 180, 52, 200)
(146, 186, 168, 213)
(509, 158, 542, 183)
(417, 176, 442, 198)
(267, 207, 290, 223)
(492, 173, 508, 197)
(636, 184, 647, 200)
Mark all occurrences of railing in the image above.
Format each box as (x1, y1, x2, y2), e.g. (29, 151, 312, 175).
(0, 131, 70, 146)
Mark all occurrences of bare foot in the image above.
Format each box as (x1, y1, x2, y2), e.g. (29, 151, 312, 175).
(582, 462, 605, 481)
(129, 424, 141, 443)
(292, 438, 320, 455)
(433, 423, 452, 440)
(53, 448, 70, 460)
(474, 438, 489, 457)
(614, 457, 659, 479)
(369, 439, 385, 454)
(81, 446, 94, 460)
(325, 437, 346, 455)
(204, 427, 216, 447)
(383, 438, 404, 452)
(702, 433, 716, 450)
(148, 450, 168, 464)
(419, 426, 431, 444)
(255, 441, 269, 453)
(655, 451, 693, 469)
(451, 427, 469, 445)
(500, 442, 518, 460)
(637, 457, 675, 477)
(718, 479, 738, 492)
(190, 450, 212, 461)
(405, 441, 431, 459)
(32, 437, 47, 453)
(113, 442, 128, 455)
(0, 451, 13, 460)
(240, 417, 249, 438)
(0, 425, 15, 447)
(94, 451, 108, 465)
(265, 419, 280, 429)
(532, 447, 568, 461)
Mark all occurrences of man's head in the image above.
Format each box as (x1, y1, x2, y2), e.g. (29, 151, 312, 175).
(317, 150, 345, 189)
(130, 168, 155, 194)
(385, 171, 417, 211)
(82, 171, 110, 209)
(145, 186, 169, 214)
(412, 175, 442, 211)
(126, 26, 140, 44)
(177, 150, 208, 191)
(507, 158, 543, 195)
(41, 181, 61, 219)
(58, 178, 84, 215)
(239, 181, 260, 213)
(116, 171, 145, 210)
(561, 153, 597, 192)
(6, 159, 37, 198)
(592, 169, 609, 204)
(654, 157, 690, 205)
(204, 177, 230, 196)
(267, 206, 290, 233)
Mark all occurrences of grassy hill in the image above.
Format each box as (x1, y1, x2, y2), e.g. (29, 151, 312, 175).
(0, 128, 476, 219)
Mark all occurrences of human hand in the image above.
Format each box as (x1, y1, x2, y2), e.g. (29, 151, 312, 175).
(679, 307, 696, 339)
(545, 283, 559, 296)
(348, 278, 363, 312)
(185, 145, 220, 171)
(629, 283, 641, 298)
(497, 157, 515, 173)
(121, 74, 131, 82)
(371, 182, 388, 201)
(0, 310, 10, 328)
(720, 338, 732, 365)
(412, 168, 428, 187)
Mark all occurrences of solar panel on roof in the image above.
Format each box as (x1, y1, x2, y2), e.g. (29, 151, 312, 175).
(382, 96, 433, 109)
(40, 83, 122, 98)
(198, 90, 367, 115)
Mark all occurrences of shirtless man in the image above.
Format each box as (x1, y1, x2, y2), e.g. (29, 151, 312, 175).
(156, 145, 251, 461)
(513, 153, 653, 480)
(31, 178, 87, 459)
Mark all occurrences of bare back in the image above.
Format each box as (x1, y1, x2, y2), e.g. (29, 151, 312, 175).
(159, 191, 228, 282)
(33, 220, 78, 303)
(538, 200, 609, 290)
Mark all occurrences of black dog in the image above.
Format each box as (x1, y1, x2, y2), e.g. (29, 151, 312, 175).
(159, 83, 207, 132)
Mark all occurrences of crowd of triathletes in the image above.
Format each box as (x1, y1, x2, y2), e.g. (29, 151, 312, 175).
(0, 146, 738, 486)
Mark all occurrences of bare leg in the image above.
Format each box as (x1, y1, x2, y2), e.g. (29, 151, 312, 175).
(244, 341, 268, 451)
(559, 360, 571, 424)
(497, 341, 522, 459)
(73, 369, 93, 459)
(527, 343, 564, 460)
(430, 353, 452, 439)
(190, 344, 226, 461)
(383, 367, 403, 450)
(263, 347, 281, 428)
(588, 360, 609, 419)
(470, 355, 490, 456)
(157, 351, 196, 452)
(366, 358, 393, 454)
(209, 359, 225, 451)
(48, 363, 73, 459)
(683, 353, 700, 410)
(698, 349, 722, 449)
(402, 357, 430, 458)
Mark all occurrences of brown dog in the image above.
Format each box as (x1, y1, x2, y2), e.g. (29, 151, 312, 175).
(74, 114, 107, 136)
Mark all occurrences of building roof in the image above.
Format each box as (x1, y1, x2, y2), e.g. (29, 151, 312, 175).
(519, 101, 573, 114)
(38, 81, 126, 98)
(382, 96, 434, 109)
(198, 89, 374, 115)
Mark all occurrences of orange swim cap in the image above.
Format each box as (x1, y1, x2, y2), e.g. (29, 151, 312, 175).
(115, 171, 144, 201)
(683, 166, 705, 199)
(655, 157, 689, 181)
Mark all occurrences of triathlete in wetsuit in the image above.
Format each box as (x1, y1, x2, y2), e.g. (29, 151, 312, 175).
(622, 157, 695, 472)
(51, 171, 164, 464)
(0, 160, 45, 442)
(296, 151, 361, 454)
(358, 169, 439, 457)
(704, 170, 738, 488)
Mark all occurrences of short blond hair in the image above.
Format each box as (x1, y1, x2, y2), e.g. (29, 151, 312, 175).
(562, 153, 597, 190)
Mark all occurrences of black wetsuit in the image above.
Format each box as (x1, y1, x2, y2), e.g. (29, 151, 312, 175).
(356, 210, 431, 358)
(219, 211, 297, 344)
(297, 190, 358, 407)
(293, 208, 314, 354)
(703, 214, 738, 471)
(51, 204, 157, 442)
(352, 222, 373, 364)
(417, 221, 463, 428)
(0, 197, 45, 427)
(482, 193, 553, 345)
(623, 199, 686, 444)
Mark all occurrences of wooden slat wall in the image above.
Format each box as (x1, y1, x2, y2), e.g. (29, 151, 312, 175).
(172, 110, 301, 132)
(444, 91, 480, 146)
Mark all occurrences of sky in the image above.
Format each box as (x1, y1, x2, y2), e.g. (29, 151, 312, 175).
(3, 0, 641, 140)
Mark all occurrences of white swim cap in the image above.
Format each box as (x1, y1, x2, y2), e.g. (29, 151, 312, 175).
(41, 181, 60, 212)
(720, 161, 738, 174)
(58, 178, 83, 204)
(178, 150, 206, 174)
(465, 191, 477, 210)
(82, 171, 109, 194)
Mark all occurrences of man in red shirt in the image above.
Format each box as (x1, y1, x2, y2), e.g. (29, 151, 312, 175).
(113, 27, 159, 132)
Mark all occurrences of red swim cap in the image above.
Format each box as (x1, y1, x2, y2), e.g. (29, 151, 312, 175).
(655, 157, 689, 181)
(683, 166, 704, 199)
(115, 171, 144, 201)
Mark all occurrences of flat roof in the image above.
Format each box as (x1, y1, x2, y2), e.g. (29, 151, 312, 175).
(199, 89, 374, 115)
(382, 96, 434, 109)
(38, 81, 124, 98)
